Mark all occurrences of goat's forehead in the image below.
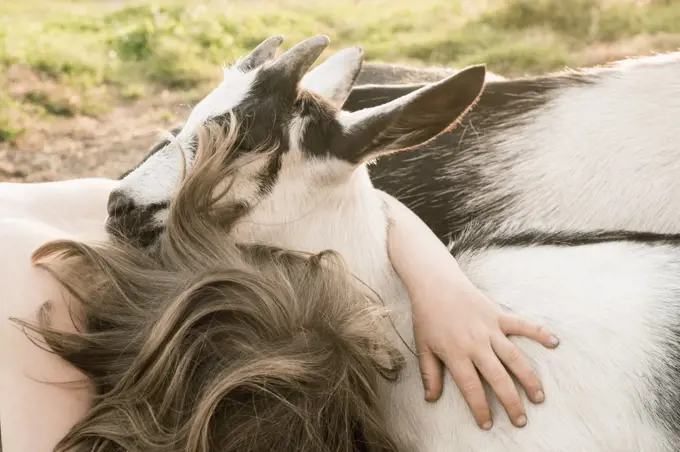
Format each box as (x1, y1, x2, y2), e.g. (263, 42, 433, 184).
(121, 65, 346, 196)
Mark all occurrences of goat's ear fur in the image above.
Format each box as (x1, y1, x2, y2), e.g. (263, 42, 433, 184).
(301, 47, 364, 108)
(335, 65, 486, 163)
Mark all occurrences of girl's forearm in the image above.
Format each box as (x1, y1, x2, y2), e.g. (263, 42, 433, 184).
(377, 190, 475, 301)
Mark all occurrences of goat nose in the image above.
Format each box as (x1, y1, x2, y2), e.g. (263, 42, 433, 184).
(107, 190, 136, 217)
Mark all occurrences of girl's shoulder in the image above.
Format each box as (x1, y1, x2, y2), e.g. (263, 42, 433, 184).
(0, 217, 93, 452)
(0, 178, 114, 241)
(0, 217, 79, 335)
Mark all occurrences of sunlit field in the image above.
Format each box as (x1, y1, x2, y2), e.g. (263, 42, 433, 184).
(1, 0, 678, 180)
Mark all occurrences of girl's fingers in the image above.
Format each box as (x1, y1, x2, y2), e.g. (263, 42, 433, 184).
(491, 334, 545, 404)
(500, 315, 559, 349)
(472, 351, 527, 428)
(418, 348, 444, 402)
(446, 358, 493, 429)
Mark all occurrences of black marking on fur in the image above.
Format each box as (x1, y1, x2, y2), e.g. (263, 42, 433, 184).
(651, 320, 680, 445)
(449, 227, 680, 256)
(297, 90, 344, 159)
(229, 62, 296, 150)
(256, 152, 283, 196)
(207, 62, 304, 192)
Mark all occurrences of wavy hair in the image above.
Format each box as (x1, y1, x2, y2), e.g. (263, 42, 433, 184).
(11, 119, 404, 452)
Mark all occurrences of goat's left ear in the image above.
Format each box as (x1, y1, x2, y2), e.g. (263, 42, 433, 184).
(300, 47, 364, 108)
(334, 65, 486, 163)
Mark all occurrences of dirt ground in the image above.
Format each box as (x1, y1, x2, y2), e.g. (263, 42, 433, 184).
(0, 68, 192, 183)
(0, 108, 177, 183)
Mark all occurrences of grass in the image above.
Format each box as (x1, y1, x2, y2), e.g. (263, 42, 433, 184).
(1, 0, 680, 142)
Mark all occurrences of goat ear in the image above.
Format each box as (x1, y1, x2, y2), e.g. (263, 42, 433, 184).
(334, 65, 486, 163)
(343, 83, 427, 112)
(268, 35, 330, 85)
(300, 47, 364, 108)
(237, 35, 284, 71)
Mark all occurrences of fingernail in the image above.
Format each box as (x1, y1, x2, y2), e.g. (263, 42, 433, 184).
(534, 390, 545, 403)
(550, 335, 559, 347)
(424, 389, 431, 401)
(481, 421, 493, 430)
(515, 415, 527, 427)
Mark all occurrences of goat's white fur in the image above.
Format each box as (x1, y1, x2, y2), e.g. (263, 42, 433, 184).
(496, 55, 680, 233)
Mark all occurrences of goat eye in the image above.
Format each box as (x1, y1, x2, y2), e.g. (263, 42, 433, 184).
(293, 99, 306, 113)
(232, 141, 253, 156)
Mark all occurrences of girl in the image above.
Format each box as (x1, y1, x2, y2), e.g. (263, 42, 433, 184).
(0, 124, 557, 451)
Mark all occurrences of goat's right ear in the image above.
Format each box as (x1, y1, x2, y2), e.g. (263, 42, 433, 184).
(334, 65, 486, 164)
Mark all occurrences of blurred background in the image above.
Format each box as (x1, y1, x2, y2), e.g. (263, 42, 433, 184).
(0, 0, 678, 182)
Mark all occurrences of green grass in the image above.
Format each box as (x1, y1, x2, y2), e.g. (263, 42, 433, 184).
(1, 0, 680, 141)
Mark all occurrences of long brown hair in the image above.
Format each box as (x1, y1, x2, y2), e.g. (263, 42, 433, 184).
(12, 119, 404, 452)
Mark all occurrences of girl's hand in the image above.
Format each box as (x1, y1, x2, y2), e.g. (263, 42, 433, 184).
(411, 274, 559, 430)
(377, 189, 559, 430)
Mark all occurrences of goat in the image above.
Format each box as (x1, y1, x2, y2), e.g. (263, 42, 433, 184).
(127, 48, 680, 244)
(107, 36, 680, 451)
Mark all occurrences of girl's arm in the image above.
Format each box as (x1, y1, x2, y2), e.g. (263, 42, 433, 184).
(377, 190, 559, 430)
(0, 219, 93, 452)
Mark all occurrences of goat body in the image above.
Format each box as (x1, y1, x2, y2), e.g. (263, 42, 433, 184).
(350, 54, 680, 241)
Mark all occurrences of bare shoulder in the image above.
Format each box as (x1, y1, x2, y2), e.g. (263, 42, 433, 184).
(0, 217, 86, 388)
(0, 218, 78, 327)
(0, 218, 93, 452)
(0, 178, 116, 241)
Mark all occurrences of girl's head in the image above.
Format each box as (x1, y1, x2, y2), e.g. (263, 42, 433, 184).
(15, 121, 404, 452)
